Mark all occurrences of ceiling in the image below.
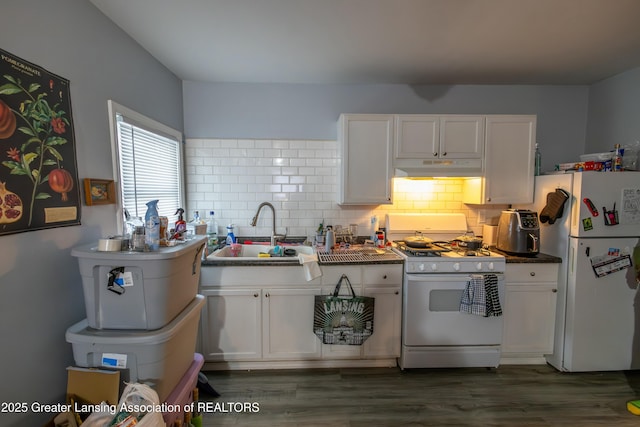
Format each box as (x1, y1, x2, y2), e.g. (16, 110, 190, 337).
(89, 0, 640, 85)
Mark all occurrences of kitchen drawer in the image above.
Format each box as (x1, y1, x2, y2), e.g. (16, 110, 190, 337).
(363, 265, 403, 286)
(505, 263, 559, 283)
(321, 265, 362, 286)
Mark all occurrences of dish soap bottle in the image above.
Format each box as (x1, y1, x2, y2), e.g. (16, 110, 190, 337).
(225, 224, 236, 245)
(145, 199, 160, 251)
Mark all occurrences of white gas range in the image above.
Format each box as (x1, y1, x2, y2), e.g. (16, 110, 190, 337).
(386, 213, 506, 369)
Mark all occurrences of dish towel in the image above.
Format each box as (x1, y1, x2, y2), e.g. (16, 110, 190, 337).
(460, 274, 502, 317)
(299, 253, 322, 281)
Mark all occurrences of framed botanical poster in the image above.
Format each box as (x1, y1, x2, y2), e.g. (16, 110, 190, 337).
(0, 48, 81, 235)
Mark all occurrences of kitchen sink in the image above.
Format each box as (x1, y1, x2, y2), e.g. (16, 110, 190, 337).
(208, 244, 315, 261)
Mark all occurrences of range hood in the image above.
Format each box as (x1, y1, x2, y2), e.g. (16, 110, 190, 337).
(394, 158, 483, 178)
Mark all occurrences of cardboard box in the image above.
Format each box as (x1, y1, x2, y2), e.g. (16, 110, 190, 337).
(66, 366, 121, 405)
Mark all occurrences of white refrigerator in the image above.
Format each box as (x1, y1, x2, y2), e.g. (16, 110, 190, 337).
(523, 171, 640, 372)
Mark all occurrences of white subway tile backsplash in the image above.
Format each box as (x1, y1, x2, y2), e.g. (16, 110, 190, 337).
(185, 138, 496, 238)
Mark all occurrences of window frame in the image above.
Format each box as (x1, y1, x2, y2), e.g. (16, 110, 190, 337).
(107, 100, 185, 234)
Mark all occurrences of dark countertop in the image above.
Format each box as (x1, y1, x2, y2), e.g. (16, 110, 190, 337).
(492, 249, 562, 264)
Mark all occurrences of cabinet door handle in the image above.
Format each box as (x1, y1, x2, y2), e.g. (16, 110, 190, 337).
(383, 275, 387, 279)
(552, 289, 557, 293)
(394, 291, 399, 295)
(530, 271, 536, 276)
(254, 293, 259, 298)
(265, 293, 270, 298)
(433, 152, 438, 157)
(442, 152, 447, 156)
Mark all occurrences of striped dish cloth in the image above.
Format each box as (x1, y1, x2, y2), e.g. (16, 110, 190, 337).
(460, 274, 502, 317)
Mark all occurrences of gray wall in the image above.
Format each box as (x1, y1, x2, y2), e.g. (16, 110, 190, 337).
(184, 82, 590, 172)
(586, 66, 640, 153)
(0, 1, 183, 425)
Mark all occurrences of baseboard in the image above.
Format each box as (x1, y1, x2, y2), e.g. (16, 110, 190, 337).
(500, 354, 548, 365)
(203, 358, 398, 371)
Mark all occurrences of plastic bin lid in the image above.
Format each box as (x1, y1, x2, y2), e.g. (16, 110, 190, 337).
(65, 295, 204, 344)
(71, 236, 206, 261)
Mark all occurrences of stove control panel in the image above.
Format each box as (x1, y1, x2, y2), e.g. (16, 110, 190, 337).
(406, 259, 504, 273)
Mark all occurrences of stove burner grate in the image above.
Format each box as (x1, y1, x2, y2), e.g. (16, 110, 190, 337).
(395, 242, 450, 257)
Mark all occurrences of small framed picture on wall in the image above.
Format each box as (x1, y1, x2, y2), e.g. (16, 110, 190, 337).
(83, 178, 115, 206)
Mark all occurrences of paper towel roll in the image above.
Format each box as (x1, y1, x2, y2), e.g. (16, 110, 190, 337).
(482, 225, 498, 247)
(98, 238, 123, 252)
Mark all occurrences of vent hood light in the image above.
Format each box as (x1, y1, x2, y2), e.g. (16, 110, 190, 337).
(394, 168, 482, 179)
(393, 158, 483, 178)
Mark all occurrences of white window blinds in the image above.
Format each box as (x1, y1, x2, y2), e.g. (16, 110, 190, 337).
(112, 105, 184, 226)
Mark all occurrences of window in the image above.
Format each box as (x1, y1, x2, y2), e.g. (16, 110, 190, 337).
(108, 100, 184, 231)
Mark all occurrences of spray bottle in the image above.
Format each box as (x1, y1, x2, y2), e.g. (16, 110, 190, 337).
(174, 208, 187, 239)
(145, 200, 160, 251)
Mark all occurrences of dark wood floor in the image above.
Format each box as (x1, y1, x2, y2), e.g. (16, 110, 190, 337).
(198, 365, 640, 426)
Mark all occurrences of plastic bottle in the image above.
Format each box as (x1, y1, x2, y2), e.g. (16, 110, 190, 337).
(534, 143, 542, 176)
(145, 200, 160, 251)
(613, 144, 623, 172)
(370, 215, 378, 241)
(206, 211, 219, 248)
(225, 224, 236, 245)
(192, 211, 201, 224)
(174, 208, 187, 238)
(126, 216, 144, 251)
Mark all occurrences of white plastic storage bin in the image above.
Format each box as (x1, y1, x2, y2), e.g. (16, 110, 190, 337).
(71, 237, 206, 330)
(65, 294, 204, 402)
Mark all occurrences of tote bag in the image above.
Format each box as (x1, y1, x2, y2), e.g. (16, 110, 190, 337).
(313, 274, 374, 345)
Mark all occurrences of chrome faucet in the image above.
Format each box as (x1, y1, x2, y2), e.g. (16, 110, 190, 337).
(250, 202, 286, 246)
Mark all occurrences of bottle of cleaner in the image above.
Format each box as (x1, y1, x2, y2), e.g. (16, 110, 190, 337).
(145, 199, 160, 251)
(174, 208, 187, 239)
(225, 224, 236, 245)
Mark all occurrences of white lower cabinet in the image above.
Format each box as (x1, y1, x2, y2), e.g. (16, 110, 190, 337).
(362, 286, 401, 358)
(501, 263, 559, 363)
(200, 263, 402, 369)
(200, 288, 262, 361)
(262, 287, 322, 360)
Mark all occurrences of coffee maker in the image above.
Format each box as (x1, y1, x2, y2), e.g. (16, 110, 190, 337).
(496, 209, 540, 256)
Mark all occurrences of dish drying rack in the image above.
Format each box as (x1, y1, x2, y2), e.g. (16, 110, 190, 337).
(316, 248, 402, 264)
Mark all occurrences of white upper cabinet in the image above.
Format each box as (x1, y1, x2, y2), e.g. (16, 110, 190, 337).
(394, 115, 484, 176)
(394, 115, 439, 159)
(337, 113, 536, 205)
(338, 114, 393, 205)
(463, 115, 536, 204)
